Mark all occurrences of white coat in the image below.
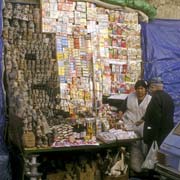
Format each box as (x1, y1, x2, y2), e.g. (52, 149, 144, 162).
(122, 92, 151, 137)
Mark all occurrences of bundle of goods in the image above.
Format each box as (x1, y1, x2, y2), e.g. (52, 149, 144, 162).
(3, 2, 59, 148)
(51, 118, 98, 147)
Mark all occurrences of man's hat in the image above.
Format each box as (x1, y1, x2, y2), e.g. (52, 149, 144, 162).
(149, 77, 163, 86)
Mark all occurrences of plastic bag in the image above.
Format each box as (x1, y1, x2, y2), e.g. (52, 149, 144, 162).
(141, 141, 158, 170)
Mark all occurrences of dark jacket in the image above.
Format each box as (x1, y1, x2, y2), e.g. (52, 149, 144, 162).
(143, 90, 174, 147)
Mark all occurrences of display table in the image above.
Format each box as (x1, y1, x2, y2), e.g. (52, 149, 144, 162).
(24, 138, 140, 179)
(24, 138, 140, 155)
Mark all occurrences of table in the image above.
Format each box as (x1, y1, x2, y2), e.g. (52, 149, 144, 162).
(24, 138, 140, 180)
(24, 138, 139, 155)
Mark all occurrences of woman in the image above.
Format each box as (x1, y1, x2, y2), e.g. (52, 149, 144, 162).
(118, 80, 151, 173)
(119, 80, 151, 137)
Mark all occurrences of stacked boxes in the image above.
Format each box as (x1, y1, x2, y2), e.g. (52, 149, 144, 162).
(41, 0, 142, 114)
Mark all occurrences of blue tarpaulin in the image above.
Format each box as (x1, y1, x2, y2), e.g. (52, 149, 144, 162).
(0, 1, 2, 37)
(141, 19, 180, 124)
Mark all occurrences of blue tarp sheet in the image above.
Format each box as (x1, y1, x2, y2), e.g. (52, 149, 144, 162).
(141, 19, 180, 124)
(0, 1, 2, 37)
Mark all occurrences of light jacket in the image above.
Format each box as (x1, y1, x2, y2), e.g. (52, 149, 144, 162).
(122, 92, 151, 137)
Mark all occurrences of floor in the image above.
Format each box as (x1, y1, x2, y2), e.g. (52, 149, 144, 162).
(129, 170, 161, 180)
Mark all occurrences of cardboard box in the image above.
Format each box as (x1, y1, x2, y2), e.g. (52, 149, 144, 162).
(47, 171, 66, 180)
(103, 171, 128, 180)
(78, 170, 94, 180)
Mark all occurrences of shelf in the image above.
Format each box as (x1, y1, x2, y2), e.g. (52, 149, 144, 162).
(108, 46, 126, 49)
(24, 138, 140, 155)
(7, 0, 39, 4)
(128, 60, 142, 63)
(106, 59, 127, 65)
(105, 59, 142, 65)
(109, 34, 126, 38)
(108, 94, 128, 100)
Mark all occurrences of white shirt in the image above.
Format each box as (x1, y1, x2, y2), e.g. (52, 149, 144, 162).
(122, 92, 151, 137)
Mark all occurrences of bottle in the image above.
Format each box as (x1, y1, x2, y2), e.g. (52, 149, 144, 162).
(80, 122, 86, 139)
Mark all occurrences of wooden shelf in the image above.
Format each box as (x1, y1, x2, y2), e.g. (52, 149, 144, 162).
(24, 138, 140, 155)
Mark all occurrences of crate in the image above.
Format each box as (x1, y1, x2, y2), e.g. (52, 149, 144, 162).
(157, 151, 180, 171)
(157, 151, 166, 165)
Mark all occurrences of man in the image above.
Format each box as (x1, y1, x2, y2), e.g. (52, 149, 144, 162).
(143, 77, 174, 149)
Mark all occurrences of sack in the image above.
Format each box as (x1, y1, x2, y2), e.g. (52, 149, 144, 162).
(130, 142, 144, 172)
(141, 141, 158, 170)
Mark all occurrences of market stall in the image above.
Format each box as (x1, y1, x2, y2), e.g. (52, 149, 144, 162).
(2, 0, 155, 179)
(3, 0, 143, 146)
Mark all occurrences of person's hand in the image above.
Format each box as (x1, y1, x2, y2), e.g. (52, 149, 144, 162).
(135, 120, 144, 126)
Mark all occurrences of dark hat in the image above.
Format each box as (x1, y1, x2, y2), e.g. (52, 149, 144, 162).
(149, 77, 163, 86)
(134, 80, 148, 89)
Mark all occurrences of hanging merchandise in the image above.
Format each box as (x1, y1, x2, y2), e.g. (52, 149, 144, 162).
(3, 2, 60, 148)
(3, 0, 142, 149)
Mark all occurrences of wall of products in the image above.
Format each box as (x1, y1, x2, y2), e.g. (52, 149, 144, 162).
(3, 0, 141, 148)
(41, 0, 142, 115)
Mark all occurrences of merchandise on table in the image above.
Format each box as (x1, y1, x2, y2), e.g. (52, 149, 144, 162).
(49, 106, 138, 147)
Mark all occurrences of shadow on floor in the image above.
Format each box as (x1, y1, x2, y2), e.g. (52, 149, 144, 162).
(129, 170, 160, 180)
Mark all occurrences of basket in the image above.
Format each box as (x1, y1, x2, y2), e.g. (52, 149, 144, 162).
(22, 131, 36, 148)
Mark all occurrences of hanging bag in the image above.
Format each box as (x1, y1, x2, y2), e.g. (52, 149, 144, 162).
(141, 141, 159, 170)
